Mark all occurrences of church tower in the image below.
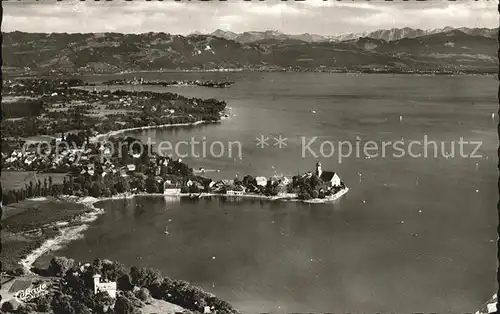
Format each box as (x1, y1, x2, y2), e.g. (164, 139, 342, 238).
(315, 161, 322, 178)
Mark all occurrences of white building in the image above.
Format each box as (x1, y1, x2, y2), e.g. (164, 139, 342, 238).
(126, 164, 136, 172)
(164, 181, 181, 195)
(226, 189, 244, 196)
(226, 185, 246, 195)
(93, 274, 117, 299)
(164, 188, 181, 195)
(24, 155, 37, 166)
(255, 176, 267, 187)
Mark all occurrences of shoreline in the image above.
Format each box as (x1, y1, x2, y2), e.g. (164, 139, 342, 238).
(18, 188, 349, 272)
(13, 93, 235, 271)
(90, 107, 231, 141)
(18, 194, 132, 273)
(91, 120, 218, 142)
(6, 70, 497, 78)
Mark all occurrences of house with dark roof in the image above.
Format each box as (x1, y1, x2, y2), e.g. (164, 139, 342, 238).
(226, 184, 246, 195)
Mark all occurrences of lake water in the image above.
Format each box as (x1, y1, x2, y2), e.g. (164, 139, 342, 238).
(48, 73, 497, 313)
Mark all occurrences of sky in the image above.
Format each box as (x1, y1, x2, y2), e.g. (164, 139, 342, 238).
(3, 0, 499, 36)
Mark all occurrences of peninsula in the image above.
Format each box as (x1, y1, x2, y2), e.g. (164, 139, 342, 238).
(102, 78, 235, 88)
(2, 78, 229, 139)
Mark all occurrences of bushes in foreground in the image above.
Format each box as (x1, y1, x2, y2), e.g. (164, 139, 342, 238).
(129, 266, 235, 314)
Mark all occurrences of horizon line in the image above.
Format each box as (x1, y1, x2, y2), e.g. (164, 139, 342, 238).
(4, 25, 498, 37)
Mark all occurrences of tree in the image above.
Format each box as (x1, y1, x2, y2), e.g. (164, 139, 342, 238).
(145, 176, 159, 193)
(120, 145, 132, 165)
(72, 302, 92, 314)
(242, 175, 255, 188)
(92, 259, 103, 275)
(188, 184, 200, 193)
(62, 270, 89, 298)
(117, 274, 133, 292)
(147, 278, 165, 299)
(93, 291, 115, 314)
(206, 295, 236, 314)
(1, 301, 14, 313)
(135, 288, 152, 304)
(131, 173, 147, 191)
(63, 176, 70, 194)
(311, 190, 319, 199)
(51, 293, 75, 314)
(130, 267, 162, 289)
(49, 256, 75, 277)
(115, 176, 130, 193)
(35, 294, 53, 312)
(299, 192, 311, 200)
(318, 190, 326, 199)
(185, 286, 207, 311)
(28, 181, 34, 198)
(121, 291, 143, 308)
(101, 261, 128, 282)
(15, 303, 37, 314)
(48, 176, 53, 193)
(114, 296, 140, 314)
(36, 180, 42, 197)
(12, 267, 25, 276)
(90, 181, 103, 198)
(43, 178, 48, 196)
(69, 176, 75, 193)
(309, 174, 321, 190)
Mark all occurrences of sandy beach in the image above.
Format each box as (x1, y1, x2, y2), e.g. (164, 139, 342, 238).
(90, 105, 232, 141)
(91, 120, 217, 142)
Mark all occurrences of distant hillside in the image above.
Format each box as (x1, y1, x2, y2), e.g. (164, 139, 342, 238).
(2, 29, 497, 74)
(210, 29, 239, 41)
(209, 27, 497, 43)
(216, 30, 328, 43)
(328, 26, 497, 42)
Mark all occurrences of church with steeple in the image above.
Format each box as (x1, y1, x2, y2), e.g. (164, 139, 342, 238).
(315, 161, 341, 187)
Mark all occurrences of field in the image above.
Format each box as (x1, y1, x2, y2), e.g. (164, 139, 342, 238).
(1, 171, 68, 193)
(141, 299, 189, 314)
(85, 104, 139, 117)
(2, 199, 90, 231)
(1, 198, 90, 271)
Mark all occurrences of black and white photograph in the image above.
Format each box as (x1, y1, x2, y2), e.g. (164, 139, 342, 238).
(0, 1, 498, 313)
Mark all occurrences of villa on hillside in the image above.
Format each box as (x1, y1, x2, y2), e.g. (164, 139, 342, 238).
(93, 274, 117, 298)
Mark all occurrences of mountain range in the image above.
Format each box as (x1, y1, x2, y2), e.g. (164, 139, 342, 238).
(206, 27, 497, 43)
(2, 27, 497, 74)
(206, 29, 328, 43)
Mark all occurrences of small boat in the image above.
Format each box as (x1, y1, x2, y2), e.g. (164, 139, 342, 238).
(164, 226, 169, 235)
